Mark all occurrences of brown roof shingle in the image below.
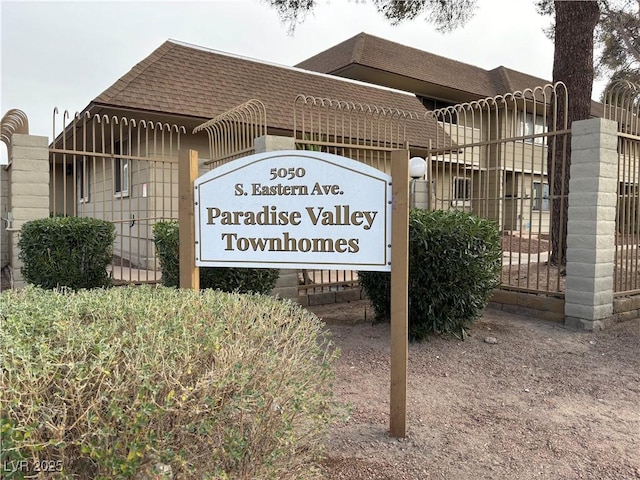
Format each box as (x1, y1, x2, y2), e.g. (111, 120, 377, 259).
(296, 33, 549, 98)
(297, 33, 604, 117)
(92, 40, 441, 149)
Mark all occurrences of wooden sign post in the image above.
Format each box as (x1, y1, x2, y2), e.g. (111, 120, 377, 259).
(390, 149, 409, 438)
(178, 149, 199, 290)
(181, 146, 409, 437)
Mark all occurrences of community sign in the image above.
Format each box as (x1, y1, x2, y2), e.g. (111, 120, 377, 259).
(194, 150, 392, 271)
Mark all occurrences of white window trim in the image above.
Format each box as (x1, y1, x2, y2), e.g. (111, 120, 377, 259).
(114, 158, 130, 198)
(518, 112, 547, 146)
(114, 140, 131, 199)
(78, 157, 90, 203)
(451, 176, 471, 207)
(532, 181, 550, 211)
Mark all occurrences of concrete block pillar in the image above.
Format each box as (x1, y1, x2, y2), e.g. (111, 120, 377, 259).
(1, 166, 9, 277)
(565, 118, 618, 330)
(411, 179, 431, 209)
(7, 134, 50, 288)
(254, 135, 299, 301)
(254, 135, 295, 153)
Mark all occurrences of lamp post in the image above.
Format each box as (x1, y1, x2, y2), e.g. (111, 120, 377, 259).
(409, 157, 427, 208)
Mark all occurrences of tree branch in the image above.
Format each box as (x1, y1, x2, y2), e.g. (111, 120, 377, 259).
(601, 0, 640, 66)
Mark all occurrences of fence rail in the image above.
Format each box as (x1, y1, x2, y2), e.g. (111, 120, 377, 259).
(426, 83, 570, 295)
(605, 80, 640, 295)
(49, 109, 185, 284)
(194, 99, 267, 171)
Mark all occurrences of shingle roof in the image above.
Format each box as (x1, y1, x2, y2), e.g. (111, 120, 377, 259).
(488, 67, 550, 95)
(92, 40, 440, 149)
(302, 32, 500, 97)
(297, 33, 605, 117)
(297, 33, 549, 98)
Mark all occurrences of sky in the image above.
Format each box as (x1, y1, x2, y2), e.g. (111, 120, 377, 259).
(0, 0, 609, 165)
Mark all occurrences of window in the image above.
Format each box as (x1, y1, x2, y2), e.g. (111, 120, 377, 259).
(114, 157, 129, 197)
(533, 182, 550, 211)
(618, 137, 633, 156)
(452, 177, 471, 205)
(114, 141, 130, 198)
(619, 182, 639, 198)
(77, 157, 90, 203)
(519, 112, 547, 145)
(418, 96, 458, 124)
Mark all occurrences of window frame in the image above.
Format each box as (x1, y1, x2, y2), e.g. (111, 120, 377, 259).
(519, 112, 547, 146)
(532, 181, 550, 211)
(77, 156, 90, 203)
(113, 140, 130, 198)
(451, 176, 471, 207)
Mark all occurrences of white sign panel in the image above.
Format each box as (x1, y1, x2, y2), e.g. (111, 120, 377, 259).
(195, 150, 391, 271)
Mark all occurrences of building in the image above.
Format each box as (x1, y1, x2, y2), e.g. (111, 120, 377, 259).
(298, 33, 606, 233)
(50, 33, 584, 276)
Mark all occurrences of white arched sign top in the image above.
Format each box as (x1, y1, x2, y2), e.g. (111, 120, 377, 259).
(194, 150, 392, 271)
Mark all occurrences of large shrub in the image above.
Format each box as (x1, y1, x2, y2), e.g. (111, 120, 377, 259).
(359, 209, 501, 340)
(18, 216, 115, 289)
(153, 220, 279, 294)
(1, 286, 338, 479)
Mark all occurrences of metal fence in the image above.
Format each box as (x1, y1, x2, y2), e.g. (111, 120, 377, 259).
(426, 83, 570, 295)
(201, 89, 572, 298)
(605, 80, 640, 295)
(17, 80, 630, 300)
(194, 99, 267, 171)
(49, 109, 185, 284)
(293, 95, 423, 295)
(292, 94, 419, 172)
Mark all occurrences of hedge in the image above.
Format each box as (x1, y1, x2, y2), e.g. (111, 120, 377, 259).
(153, 220, 279, 294)
(1, 286, 338, 479)
(18, 216, 115, 289)
(359, 209, 502, 340)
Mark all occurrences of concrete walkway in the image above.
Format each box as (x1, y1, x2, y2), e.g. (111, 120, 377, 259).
(503, 251, 549, 266)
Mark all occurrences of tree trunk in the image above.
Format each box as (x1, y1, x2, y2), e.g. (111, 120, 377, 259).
(548, 0, 600, 266)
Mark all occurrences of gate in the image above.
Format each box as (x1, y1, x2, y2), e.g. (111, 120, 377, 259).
(49, 109, 185, 284)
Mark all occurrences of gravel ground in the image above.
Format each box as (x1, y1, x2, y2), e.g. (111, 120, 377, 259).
(308, 300, 640, 480)
(502, 233, 550, 255)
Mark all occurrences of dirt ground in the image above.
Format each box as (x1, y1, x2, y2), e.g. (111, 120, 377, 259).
(307, 300, 640, 480)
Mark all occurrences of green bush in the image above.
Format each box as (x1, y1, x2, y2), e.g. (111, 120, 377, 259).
(153, 220, 279, 294)
(359, 209, 502, 340)
(1, 286, 338, 479)
(17, 216, 115, 290)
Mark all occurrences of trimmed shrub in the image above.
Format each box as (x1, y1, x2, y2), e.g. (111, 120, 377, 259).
(153, 220, 279, 294)
(1, 286, 338, 479)
(359, 209, 502, 340)
(17, 216, 115, 289)
(151, 220, 180, 287)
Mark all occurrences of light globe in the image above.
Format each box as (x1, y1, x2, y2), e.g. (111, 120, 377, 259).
(409, 157, 427, 179)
